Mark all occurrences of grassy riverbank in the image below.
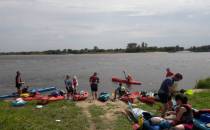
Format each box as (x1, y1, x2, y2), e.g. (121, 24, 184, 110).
(0, 90, 210, 130)
(195, 77, 210, 89)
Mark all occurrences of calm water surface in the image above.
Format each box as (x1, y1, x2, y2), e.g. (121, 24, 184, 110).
(0, 52, 210, 95)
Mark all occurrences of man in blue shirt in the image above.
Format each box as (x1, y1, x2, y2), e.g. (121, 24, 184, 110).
(158, 73, 183, 116)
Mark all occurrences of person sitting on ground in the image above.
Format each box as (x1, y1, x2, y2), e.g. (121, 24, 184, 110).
(158, 73, 183, 116)
(147, 94, 193, 130)
(113, 83, 128, 101)
(72, 76, 79, 94)
(89, 72, 100, 100)
(64, 75, 74, 99)
(15, 71, 25, 94)
(166, 68, 174, 78)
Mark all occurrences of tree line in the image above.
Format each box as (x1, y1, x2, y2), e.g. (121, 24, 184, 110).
(0, 43, 209, 55)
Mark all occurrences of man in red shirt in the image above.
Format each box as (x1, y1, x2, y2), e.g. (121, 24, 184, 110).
(89, 72, 99, 100)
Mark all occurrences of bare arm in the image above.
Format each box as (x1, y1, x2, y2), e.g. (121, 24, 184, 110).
(172, 107, 186, 125)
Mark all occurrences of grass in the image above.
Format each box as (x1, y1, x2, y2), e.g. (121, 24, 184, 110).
(188, 91, 210, 109)
(88, 105, 108, 130)
(113, 115, 132, 130)
(1, 90, 210, 130)
(0, 101, 89, 130)
(195, 77, 210, 89)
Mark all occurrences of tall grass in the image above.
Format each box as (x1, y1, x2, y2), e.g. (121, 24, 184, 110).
(195, 77, 210, 89)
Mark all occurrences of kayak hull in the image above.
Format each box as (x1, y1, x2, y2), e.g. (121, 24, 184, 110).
(40, 96, 65, 102)
(0, 86, 56, 99)
(23, 94, 43, 101)
(139, 96, 156, 105)
(112, 77, 142, 85)
(120, 92, 140, 103)
(73, 91, 89, 101)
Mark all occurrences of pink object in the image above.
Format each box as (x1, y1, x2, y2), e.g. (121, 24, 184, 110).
(132, 123, 140, 130)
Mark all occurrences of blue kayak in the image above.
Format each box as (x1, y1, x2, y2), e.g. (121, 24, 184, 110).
(0, 86, 57, 99)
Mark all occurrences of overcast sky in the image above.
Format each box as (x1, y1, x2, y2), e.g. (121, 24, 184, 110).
(0, 0, 210, 52)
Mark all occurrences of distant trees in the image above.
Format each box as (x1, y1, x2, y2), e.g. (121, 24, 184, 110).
(188, 45, 210, 52)
(2, 43, 210, 55)
(126, 42, 184, 53)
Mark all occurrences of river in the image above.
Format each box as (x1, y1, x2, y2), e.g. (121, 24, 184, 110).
(0, 52, 210, 95)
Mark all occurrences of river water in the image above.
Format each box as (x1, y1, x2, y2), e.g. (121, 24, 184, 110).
(0, 52, 210, 95)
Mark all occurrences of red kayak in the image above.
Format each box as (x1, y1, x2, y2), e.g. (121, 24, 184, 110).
(40, 96, 65, 102)
(112, 77, 142, 85)
(73, 91, 89, 101)
(139, 96, 156, 105)
(23, 93, 43, 101)
(23, 95, 43, 101)
(120, 92, 140, 103)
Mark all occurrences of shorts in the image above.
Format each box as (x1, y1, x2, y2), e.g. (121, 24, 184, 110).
(158, 93, 170, 104)
(66, 87, 74, 93)
(91, 84, 98, 92)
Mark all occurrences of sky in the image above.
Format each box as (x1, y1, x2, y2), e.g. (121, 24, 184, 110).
(0, 0, 210, 52)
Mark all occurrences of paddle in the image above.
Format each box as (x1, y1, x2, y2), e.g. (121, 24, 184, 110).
(123, 70, 127, 80)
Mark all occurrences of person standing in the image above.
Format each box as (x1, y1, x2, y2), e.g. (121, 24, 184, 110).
(89, 72, 99, 100)
(158, 73, 183, 116)
(15, 71, 25, 94)
(72, 76, 79, 94)
(64, 75, 73, 99)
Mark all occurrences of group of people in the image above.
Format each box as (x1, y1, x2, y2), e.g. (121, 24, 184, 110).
(15, 71, 100, 100)
(15, 68, 194, 130)
(130, 68, 194, 130)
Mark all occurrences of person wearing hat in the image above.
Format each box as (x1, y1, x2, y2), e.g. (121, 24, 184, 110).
(113, 83, 128, 101)
(158, 73, 183, 116)
(15, 71, 25, 94)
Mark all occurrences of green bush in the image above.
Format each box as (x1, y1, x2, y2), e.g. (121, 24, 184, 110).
(196, 77, 210, 89)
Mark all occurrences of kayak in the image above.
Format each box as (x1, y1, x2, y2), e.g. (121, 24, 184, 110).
(29, 86, 57, 93)
(98, 92, 110, 102)
(112, 77, 142, 85)
(23, 94, 43, 101)
(120, 92, 140, 103)
(73, 91, 89, 101)
(194, 109, 210, 130)
(0, 86, 57, 99)
(40, 96, 65, 102)
(139, 96, 156, 105)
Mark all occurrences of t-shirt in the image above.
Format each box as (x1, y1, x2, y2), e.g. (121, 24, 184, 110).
(158, 78, 174, 95)
(65, 79, 72, 88)
(89, 76, 99, 85)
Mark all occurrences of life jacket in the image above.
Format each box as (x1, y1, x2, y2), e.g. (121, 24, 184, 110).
(73, 79, 78, 88)
(175, 104, 193, 125)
